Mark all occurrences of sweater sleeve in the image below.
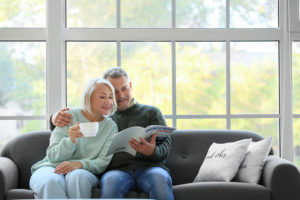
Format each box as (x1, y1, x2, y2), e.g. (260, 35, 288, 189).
(149, 106, 167, 126)
(79, 124, 118, 174)
(46, 126, 77, 163)
(136, 106, 171, 161)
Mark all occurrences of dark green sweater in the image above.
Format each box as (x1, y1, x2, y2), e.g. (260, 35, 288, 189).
(107, 102, 171, 172)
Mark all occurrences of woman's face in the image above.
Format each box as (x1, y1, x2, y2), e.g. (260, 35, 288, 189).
(90, 83, 114, 116)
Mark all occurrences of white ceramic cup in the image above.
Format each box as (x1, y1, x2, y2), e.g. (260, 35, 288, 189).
(79, 122, 99, 137)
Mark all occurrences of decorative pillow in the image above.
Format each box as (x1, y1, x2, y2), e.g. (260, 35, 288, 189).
(235, 137, 272, 184)
(194, 138, 252, 182)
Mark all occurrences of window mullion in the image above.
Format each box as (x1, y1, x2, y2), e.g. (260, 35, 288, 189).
(280, 0, 294, 162)
(46, 0, 66, 128)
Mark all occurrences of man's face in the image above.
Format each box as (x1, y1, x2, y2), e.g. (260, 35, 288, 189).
(107, 75, 133, 111)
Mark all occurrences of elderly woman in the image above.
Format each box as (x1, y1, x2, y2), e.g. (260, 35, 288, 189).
(29, 78, 118, 199)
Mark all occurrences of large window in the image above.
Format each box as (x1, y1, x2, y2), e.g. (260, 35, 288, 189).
(1, 0, 297, 167)
(65, 0, 280, 155)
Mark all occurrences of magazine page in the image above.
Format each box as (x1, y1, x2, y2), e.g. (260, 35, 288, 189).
(144, 125, 176, 139)
(106, 126, 146, 156)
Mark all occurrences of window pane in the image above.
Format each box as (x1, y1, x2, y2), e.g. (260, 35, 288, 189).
(231, 118, 279, 155)
(0, 0, 45, 27)
(0, 120, 46, 148)
(67, 42, 117, 107)
(293, 119, 300, 169)
(177, 119, 226, 129)
(230, 0, 278, 28)
(0, 42, 46, 116)
(176, 0, 225, 28)
(122, 42, 172, 115)
(176, 42, 226, 115)
(121, 0, 171, 28)
(292, 42, 300, 114)
(231, 42, 278, 114)
(67, 0, 116, 28)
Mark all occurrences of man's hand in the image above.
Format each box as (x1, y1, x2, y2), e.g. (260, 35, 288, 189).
(51, 107, 72, 127)
(54, 161, 82, 174)
(68, 122, 83, 143)
(129, 134, 157, 156)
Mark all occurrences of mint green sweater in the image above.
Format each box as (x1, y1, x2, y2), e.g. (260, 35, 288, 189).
(32, 108, 118, 175)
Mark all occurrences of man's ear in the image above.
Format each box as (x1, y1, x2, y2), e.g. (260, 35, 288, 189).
(130, 82, 132, 89)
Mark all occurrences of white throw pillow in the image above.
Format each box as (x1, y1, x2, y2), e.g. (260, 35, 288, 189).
(194, 138, 252, 182)
(235, 137, 272, 184)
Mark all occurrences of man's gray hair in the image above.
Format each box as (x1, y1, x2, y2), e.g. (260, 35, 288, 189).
(81, 78, 117, 115)
(103, 67, 129, 80)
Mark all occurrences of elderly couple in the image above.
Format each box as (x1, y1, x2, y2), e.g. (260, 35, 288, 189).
(29, 67, 174, 200)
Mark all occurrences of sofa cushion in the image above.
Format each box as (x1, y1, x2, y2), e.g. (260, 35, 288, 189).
(91, 188, 147, 198)
(7, 189, 34, 200)
(194, 139, 251, 182)
(235, 137, 272, 183)
(6, 187, 145, 199)
(173, 182, 271, 200)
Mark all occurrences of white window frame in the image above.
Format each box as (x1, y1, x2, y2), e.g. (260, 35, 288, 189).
(0, 0, 295, 162)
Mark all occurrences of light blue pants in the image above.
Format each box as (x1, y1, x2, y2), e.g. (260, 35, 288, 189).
(29, 167, 98, 199)
(100, 167, 174, 200)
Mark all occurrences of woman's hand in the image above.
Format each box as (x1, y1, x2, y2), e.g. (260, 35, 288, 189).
(54, 161, 83, 174)
(68, 122, 83, 143)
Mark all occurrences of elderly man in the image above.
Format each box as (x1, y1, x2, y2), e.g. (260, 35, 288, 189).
(50, 67, 174, 200)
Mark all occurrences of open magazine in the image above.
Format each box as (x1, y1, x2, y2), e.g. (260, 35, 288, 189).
(106, 125, 176, 156)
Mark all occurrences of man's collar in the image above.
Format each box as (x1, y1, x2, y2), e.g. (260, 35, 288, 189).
(127, 98, 136, 109)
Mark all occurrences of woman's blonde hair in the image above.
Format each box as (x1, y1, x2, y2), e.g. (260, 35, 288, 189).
(81, 78, 117, 115)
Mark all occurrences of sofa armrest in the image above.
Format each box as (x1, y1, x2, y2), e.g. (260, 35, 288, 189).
(0, 157, 18, 200)
(262, 155, 300, 200)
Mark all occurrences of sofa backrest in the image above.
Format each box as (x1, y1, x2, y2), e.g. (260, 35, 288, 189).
(0, 131, 51, 189)
(166, 129, 272, 185)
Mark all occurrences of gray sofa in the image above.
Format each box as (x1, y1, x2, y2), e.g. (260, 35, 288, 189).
(0, 129, 300, 200)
